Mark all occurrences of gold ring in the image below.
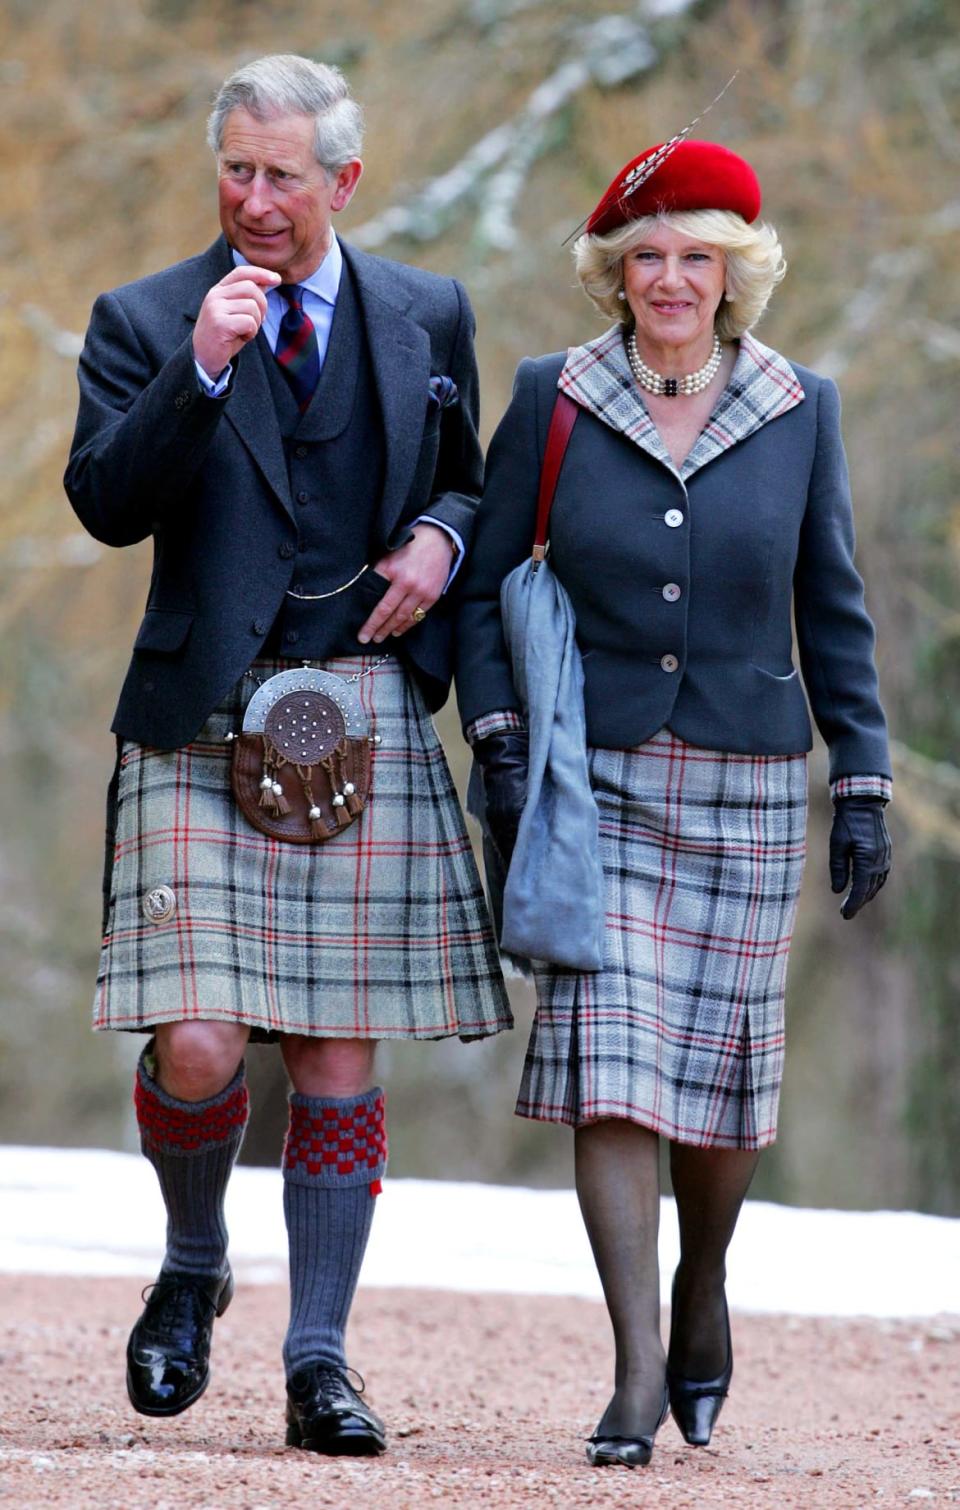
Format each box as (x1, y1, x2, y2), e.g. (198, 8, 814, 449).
(412, 606, 427, 623)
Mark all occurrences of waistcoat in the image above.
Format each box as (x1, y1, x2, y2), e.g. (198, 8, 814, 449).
(262, 263, 387, 657)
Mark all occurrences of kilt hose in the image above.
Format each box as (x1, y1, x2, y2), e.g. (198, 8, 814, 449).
(95, 656, 513, 1042)
(517, 730, 808, 1149)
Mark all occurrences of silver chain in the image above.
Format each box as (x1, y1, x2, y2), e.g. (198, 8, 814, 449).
(244, 655, 390, 691)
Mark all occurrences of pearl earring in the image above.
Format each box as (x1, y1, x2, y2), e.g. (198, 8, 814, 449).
(617, 290, 627, 301)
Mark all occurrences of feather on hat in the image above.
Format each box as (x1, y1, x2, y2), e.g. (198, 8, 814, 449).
(585, 139, 761, 237)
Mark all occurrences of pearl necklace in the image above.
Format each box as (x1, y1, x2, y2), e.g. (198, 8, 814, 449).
(626, 332, 722, 397)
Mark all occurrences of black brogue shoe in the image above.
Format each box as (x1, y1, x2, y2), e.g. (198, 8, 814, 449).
(126, 1266, 234, 1417)
(285, 1363, 387, 1456)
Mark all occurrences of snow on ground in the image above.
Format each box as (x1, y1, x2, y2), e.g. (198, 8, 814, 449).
(1, 1146, 957, 1317)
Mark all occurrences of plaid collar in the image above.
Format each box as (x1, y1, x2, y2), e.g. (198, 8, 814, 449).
(558, 325, 805, 480)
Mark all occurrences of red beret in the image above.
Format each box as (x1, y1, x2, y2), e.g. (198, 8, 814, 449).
(585, 140, 761, 237)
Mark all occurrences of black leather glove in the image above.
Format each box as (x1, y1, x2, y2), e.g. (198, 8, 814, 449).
(473, 730, 528, 868)
(829, 796, 892, 920)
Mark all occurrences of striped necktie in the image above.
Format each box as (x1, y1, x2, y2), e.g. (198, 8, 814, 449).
(274, 284, 320, 414)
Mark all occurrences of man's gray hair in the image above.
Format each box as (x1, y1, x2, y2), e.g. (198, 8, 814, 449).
(207, 54, 363, 173)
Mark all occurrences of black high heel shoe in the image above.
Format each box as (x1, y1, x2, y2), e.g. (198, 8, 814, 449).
(585, 1383, 670, 1469)
(667, 1280, 733, 1447)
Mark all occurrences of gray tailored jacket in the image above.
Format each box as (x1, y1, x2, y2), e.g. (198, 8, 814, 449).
(456, 327, 891, 788)
(65, 235, 481, 750)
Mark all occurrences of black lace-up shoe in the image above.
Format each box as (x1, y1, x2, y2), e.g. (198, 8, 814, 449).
(126, 1266, 234, 1417)
(285, 1363, 387, 1455)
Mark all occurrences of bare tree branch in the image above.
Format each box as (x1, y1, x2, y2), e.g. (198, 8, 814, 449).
(903, 317, 960, 364)
(813, 249, 928, 379)
(352, 3, 699, 254)
(21, 303, 84, 360)
(909, 60, 960, 163)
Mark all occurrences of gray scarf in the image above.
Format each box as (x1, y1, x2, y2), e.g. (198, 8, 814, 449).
(469, 554, 605, 972)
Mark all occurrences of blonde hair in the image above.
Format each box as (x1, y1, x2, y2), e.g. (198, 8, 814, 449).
(573, 209, 786, 341)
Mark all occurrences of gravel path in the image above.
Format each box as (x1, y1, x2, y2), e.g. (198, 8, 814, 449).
(2, 1277, 958, 1507)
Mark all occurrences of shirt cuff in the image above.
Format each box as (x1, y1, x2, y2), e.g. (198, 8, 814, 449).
(194, 359, 233, 398)
(415, 515, 464, 591)
(831, 774, 893, 802)
(465, 710, 526, 745)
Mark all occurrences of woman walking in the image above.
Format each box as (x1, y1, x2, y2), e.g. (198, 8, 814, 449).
(457, 139, 892, 1466)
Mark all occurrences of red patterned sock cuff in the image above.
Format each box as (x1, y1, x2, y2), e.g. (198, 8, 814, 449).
(283, 1087, 387, 1188)
(135, 1057, 249, 1156)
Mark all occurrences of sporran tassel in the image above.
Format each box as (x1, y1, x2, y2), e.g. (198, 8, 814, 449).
(260, 739, 292, 815)
(321, 752, 352, 828)
(298, 767, 329, 839)
(333, 747, 363, 814)
(259, 767, 279, 813)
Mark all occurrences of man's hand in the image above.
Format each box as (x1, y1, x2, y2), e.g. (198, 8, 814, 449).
(829, 796, 892, 920)
(358, 524, 455, 644)
(193, 265, 281, 381)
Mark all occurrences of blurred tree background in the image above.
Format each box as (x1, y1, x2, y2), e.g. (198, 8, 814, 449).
(0, 0, 957, 1212)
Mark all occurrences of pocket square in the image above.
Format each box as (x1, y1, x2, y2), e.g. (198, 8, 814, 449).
(428, 374, 459, 410)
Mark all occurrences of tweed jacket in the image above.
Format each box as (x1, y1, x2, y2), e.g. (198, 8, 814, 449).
(456, 327, 891, 787)
(65, 235, 482, 750)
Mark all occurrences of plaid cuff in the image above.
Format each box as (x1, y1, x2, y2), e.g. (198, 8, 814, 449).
(831, 774, 893, 802)
(465, 709, 526, 746)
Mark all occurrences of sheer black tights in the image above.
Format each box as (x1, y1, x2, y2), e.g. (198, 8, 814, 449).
(575, 1121, 665, 1438)
(668, 1143, 760, 1379)
(575, 1121, 760, 1434)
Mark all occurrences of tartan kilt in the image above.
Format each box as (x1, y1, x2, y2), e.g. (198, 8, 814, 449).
(94, 656, 512, 1043)
(516, 729, 808, 1149)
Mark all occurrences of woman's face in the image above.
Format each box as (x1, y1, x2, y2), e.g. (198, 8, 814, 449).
(622, 224, 726, 358)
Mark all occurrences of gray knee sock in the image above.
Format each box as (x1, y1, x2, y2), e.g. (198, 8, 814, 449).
(282, 1086, 387, 1377)
(134, 1049, 249, 1278)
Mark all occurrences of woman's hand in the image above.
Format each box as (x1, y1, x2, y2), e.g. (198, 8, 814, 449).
(473, 731, 529, 867)
(829, 797, 892, 919)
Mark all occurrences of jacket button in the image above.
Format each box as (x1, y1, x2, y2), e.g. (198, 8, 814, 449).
(296, 490, 310, 505)
(174, 390, 192, 411)
(278, 542, 295, 559)
(662, 583, 681, 602)
(660, 653, 679, 673)
(664, 509, 684, 528)
(294, 446, 309, 460)
(252, 619, 268, 636)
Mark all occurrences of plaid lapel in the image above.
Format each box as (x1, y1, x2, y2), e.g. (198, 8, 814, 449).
(559, 327, 674, 470)
(682, 333, 805, 476)
(558, 326, 805, 479)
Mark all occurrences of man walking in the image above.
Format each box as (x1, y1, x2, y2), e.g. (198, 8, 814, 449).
(65, 53, 510, 1455)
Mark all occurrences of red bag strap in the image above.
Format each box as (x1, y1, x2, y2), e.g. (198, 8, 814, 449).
(532, 391, 579, 564)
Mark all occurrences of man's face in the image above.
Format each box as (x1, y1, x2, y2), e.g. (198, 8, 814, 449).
(217, 108, 362, 283)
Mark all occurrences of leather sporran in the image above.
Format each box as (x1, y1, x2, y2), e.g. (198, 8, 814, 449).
(230, 668, 372, 844)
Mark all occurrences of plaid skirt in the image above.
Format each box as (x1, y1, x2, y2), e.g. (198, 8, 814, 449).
(94, 657, 513, 1043)
(516, 730, 808, 1148)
